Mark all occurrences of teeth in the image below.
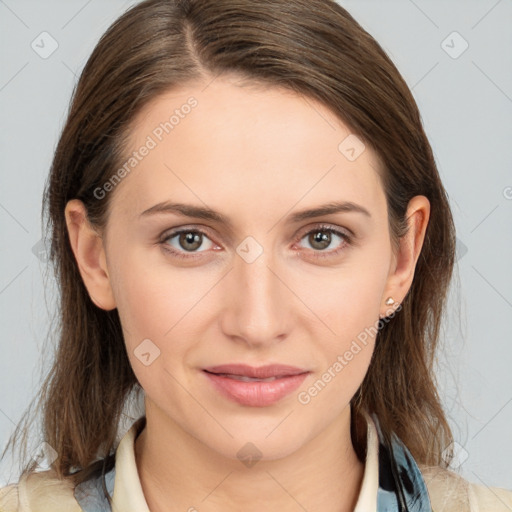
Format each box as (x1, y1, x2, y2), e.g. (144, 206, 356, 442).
(220, 374, 279, 382)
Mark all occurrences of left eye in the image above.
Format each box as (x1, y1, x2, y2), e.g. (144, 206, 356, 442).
(297, 228, 349, 253)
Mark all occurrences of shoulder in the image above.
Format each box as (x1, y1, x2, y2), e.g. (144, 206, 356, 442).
(0, 482, 18, 512)
(0, 470, 82, 512)
(419, 465, 512, 512)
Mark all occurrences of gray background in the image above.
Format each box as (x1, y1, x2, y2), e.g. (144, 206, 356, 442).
(1, 0, 511, 492)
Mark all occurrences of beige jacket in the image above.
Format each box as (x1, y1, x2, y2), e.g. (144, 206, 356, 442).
(1, 414, 511, 511)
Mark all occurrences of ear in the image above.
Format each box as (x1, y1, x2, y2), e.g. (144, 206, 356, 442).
(64, 199, 117, 311)
(380, 195, 430, 317)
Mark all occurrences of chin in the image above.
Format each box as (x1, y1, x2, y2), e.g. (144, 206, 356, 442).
(213, 436, 305, 465)
(194, 417, 314, 464)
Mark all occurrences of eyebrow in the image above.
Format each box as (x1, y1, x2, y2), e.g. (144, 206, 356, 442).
(139, 200, 371, 226)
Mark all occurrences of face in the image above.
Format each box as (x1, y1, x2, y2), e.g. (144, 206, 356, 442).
(92, 75, 399, 460)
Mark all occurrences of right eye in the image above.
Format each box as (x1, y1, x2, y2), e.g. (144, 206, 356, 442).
(159, 228, 219, 259)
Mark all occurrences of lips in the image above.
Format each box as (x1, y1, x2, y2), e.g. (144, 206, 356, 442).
(203, 363, 309, 379)
(202, 364, 310, 407)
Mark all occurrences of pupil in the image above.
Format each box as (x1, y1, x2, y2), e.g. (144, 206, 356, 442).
(310, 231, 330, 250)
(180, 232, 202, 251)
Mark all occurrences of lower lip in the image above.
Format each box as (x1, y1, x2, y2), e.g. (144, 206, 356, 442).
(203, 371, 309, 407)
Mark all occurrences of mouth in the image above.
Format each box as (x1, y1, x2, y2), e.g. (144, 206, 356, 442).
(203, 363, 309, 379)
(202, 364, 310, 407)
(205, 373, 287, 382)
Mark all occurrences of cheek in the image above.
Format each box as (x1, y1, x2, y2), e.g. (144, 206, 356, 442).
(300, 246, 390, 383)
(108, 248, 218, 388)
(111, 262, 194, 394)
(297, 275, 381, 413)
(109, 246, 193, 337)
(308, 254, 389, 336)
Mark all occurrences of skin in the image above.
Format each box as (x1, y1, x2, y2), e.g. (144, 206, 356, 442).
(65, 74, 430, 512)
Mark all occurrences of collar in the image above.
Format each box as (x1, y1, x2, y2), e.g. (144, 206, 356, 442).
(74, 412, 432, 511)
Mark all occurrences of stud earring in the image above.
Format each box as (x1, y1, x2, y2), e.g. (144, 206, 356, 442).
(385, 297, 395, 306)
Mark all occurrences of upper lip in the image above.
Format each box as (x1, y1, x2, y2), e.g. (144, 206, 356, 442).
(203, 364, 309, 379)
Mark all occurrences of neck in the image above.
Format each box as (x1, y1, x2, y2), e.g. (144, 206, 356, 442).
(134, 403, 366, 512)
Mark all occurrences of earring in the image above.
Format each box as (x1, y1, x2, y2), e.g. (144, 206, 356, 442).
(380, 297, 400, 319)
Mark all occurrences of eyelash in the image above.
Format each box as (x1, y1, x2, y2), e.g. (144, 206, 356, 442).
(158, 224, 353, 261)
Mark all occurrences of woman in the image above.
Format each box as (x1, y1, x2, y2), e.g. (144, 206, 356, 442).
(1, 0, 510, 510)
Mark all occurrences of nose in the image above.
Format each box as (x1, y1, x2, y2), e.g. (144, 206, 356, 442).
(219, 244, 293, 348)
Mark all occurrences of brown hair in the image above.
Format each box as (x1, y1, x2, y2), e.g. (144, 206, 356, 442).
(2, 0, 456, 502)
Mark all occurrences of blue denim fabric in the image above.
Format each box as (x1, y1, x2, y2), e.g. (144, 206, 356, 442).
(372, 413, 433, 511)
(74, 465, 115, 511)
(75, 414, 433, 511)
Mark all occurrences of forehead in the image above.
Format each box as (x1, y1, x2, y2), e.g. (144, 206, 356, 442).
(109, 76, 385, 223)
